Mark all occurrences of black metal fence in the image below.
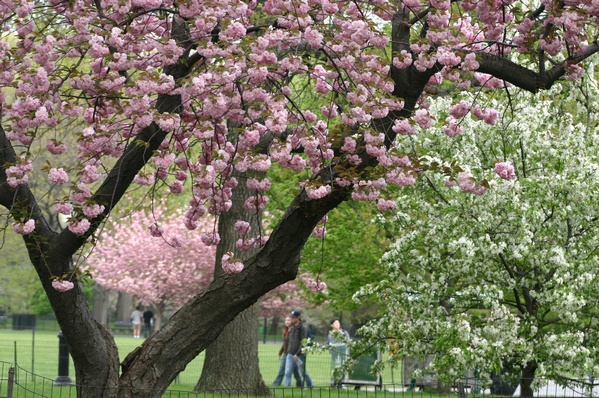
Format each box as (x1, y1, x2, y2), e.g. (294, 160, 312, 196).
(2, 361, 599, 398)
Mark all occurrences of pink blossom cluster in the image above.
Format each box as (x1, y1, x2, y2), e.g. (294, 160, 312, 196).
(234, 220, 251, 235)
(12, 219, 35, 235)
(48, 168, 69, 184)
(221, 252, 244, 274)
(236, 235, 269, 251)
(311, 226, 326, 239)
(306, 279, 327, 293)
(52, 279, 75, 292)
(5, 156, 32, 187)
(494, 161, 516, 180)
(201, 232, 221, 246)
(68, 219, 91, 235)
(457, 172, 488, 196)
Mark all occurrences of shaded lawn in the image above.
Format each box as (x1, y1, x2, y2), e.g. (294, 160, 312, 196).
(0, 329, 399, 392)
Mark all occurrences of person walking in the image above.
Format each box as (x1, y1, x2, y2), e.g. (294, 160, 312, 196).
(328, 319, 350, 387)
(130, 305, 142, 339)
(284, 310, 313, 388)
(142, 307, 154, 338)
(272, 316, 302, 387)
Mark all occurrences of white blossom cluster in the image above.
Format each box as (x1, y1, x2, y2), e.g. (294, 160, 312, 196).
(355, 67, 599, 384)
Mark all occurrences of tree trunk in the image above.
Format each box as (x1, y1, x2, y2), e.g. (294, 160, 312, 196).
(194, 168, 270, 394)
(195, 306, 268, 394)
(153, 304, 164, 331)
(520, 360, 537, 398)
(91, 284, 112, 325)
(116, 292, 133, 322)
(35, 257, 121, 398)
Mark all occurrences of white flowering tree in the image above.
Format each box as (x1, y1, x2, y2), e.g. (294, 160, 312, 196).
(355, 73, 599, 397)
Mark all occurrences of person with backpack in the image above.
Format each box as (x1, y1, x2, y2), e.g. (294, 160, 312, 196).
(284, 310, 314, 388)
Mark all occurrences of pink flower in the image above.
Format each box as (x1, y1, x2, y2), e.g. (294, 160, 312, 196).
(68, 218, 91, 235)
(149, 223, 163, 237)
(304, 27, 323, 49)
(54, 201, 73, 215)
(52, 280, 74, 292)
(306, 279, 327, 292)
(81, 165, 101, 184)
(71, 183, 92, 203)
(392, 50, 413, 69)
(305, 184, 331, 199)
(174, 170, 188, 181)
(392, 118, 415, 135)
(444, 117, 463, 137)
(82, 204, 105, 218)
(234, 220, 251, 235)
(247, 177, 271, 192)
(565, 63, 584, 80)
(169, 180, 185, 194)
(311, 226, 326, 239)
(221, 252, 244, 274)
(12, 219, 35, 235)
(341, 137, 357, 153)
(458, 172, 488, 195)
(243, 195, 270, 212)
(47, 140, 67, 154)
(133, 173, 155, 186)
(220, 21, 247, 41)
(461, 53, 479, 71)
(377, 199, 397, 212)
(458, 172, 476, 192)
(472, 106, 499, 125)
(169, 236, 182, 247)
(414, 109, 432, 129)
(201, 232, 221, 246)
(494, 161, 515, 180)
(449, 100, 472, 119)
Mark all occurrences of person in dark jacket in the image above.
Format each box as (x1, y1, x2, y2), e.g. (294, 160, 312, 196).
(284, 310, 313, 388)
(272, 316, 302, 386)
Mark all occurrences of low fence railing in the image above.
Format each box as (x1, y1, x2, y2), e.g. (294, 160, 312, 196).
(2, 360, 599, 398)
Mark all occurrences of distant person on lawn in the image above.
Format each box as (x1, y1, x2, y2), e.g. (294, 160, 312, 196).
(130, 305, 142, 339)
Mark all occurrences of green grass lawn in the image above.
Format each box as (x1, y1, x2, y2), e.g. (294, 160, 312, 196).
(0, 329, 401, 395)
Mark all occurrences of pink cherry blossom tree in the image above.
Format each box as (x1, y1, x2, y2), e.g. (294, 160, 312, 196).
(88, 206, 216, 330)
(258, 278, 311, 319)
(0, 1, 598, 397)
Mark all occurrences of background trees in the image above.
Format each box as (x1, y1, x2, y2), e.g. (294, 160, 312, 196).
(356, 73, 599, 396)
(1, 1, 598, 397)
(88, 206, 216, 330)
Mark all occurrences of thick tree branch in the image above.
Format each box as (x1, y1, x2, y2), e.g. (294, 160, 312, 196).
(119, 172, 352, 396)
(476, 42, 599, 92)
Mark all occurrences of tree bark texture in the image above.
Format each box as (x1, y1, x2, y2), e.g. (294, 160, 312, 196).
(116, 291, 133, 323)
(91, 284, 112, 325)
(195, 168, 270, 395)
(195, 306, 268, 394)
(520, 360, 537, 398)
